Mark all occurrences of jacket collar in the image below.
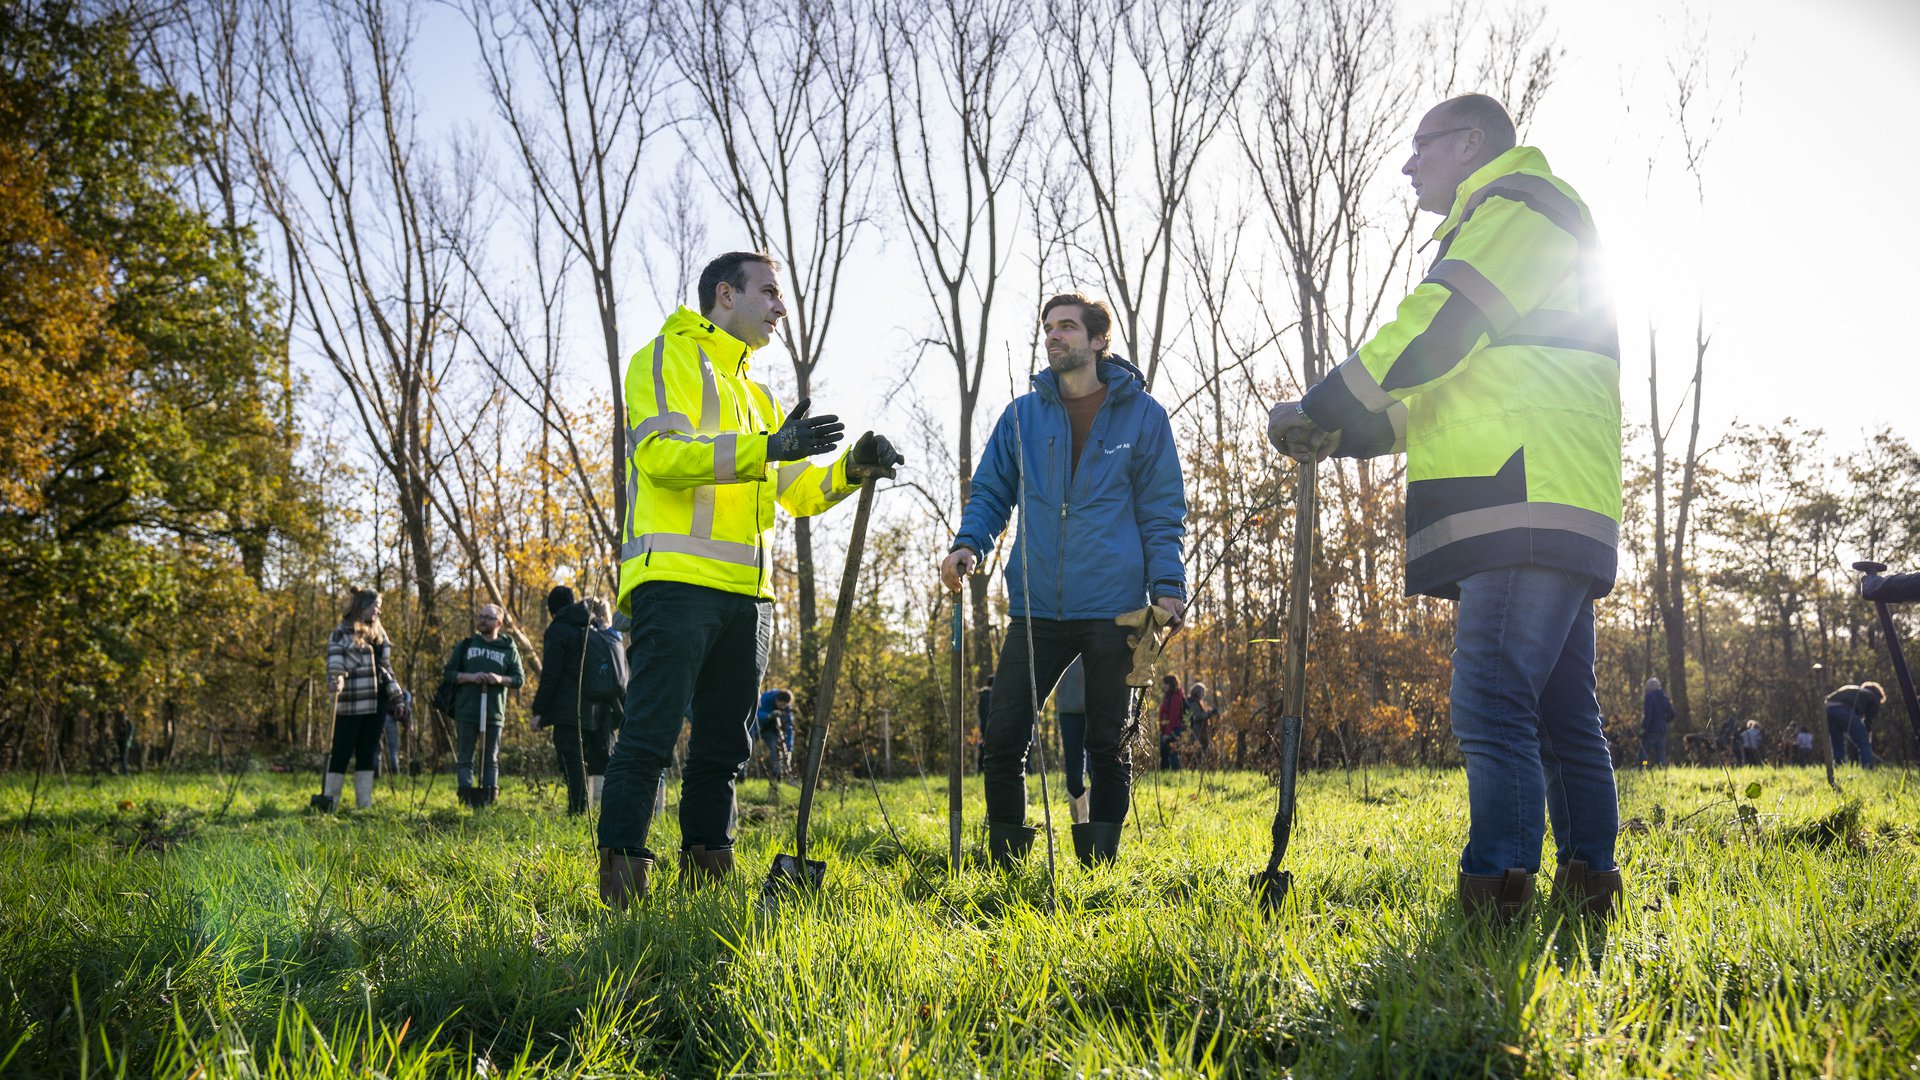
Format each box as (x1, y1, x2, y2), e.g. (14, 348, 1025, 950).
(1031, 354, 1145, 405)
(663, 305, 754, 374)
(1433, 145, 1552, 241)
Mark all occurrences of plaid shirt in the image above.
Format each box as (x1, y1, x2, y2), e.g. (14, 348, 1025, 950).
(327, 628, 394, 717)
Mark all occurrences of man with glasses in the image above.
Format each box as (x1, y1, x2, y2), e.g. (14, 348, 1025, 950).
(1265, 94, 1623, 922)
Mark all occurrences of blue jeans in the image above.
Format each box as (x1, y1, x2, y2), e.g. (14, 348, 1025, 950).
(1826, 704, 1856, 764)
(1847, 715, 1877, 768)
(599, 582, 769, 855)
(456, 722, 502, 787)
(1640, 730, 1666, 766)
(1450, 565, 1617, 877)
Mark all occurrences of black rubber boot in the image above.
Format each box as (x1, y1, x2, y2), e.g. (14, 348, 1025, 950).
(1073, 822, 1122, 867)
(986, 821, 1036, 870)
(457, 785, 475, 809)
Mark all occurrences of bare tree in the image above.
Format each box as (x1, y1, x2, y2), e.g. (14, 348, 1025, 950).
(1042, 0, 1251, 391)
(248, 0, 466, 638)
(877, 0, 1040, 680)
(460, 0, 669, 564)
(660, 0, 881, 705)
(1644, 26, 1743, 730)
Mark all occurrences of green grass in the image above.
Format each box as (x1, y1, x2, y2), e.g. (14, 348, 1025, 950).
(1, 761, 1916, 1077)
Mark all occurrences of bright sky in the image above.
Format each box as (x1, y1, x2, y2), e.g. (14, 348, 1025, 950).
(396, 0, 1918, 485)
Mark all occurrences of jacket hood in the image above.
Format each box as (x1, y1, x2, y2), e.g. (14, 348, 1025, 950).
(1031, 354, 1145, 403)
(662, 305, 755, 372)
(1434, 145, 1553, 241)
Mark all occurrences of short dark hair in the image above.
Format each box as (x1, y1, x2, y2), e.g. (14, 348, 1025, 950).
(698, 251, 780, 314)
(1436, 94, 1516, 155)
(1040, 292, 1115, 356)
(773, 689, 793, 704)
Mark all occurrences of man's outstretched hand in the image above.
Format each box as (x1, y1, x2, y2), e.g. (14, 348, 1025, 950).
(768, 398, 845, 461)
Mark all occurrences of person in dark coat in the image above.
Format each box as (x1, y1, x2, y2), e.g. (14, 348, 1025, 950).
(1641, 677, 1673, 767)
(530, 585, 606, 813)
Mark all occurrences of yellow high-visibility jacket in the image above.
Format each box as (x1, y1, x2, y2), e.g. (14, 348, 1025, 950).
(617, 307, 858, 611)
(1302, 146, 1622, 599)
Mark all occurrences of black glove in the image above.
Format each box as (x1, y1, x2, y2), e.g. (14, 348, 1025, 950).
(849, 430, 905, 480)
(766, 398, 845, 462)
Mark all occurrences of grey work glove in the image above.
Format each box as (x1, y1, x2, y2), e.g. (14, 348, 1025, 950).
(848, 430, 905, 481)
(767, 397, 845, 461)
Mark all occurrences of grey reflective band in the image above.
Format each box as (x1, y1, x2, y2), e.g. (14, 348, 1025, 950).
(690, 486, 716, 540)
(630, 412, 695, 444)
(694, 348, 721, 433)
(776, 461, 807, 495)
(714, 433, 739, 482)
(1337, 354, 1397, 412)
(1406, 502, 1619, 563)
(1426, 259, 1519, 332)
(650, 337, 670, 416)
(1488, 308, 1618, 356)
(1385, 401, 1409, 453)
(618, 532, 762, 566)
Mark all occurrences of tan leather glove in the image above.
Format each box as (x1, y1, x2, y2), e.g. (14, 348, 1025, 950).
(1114, 605, 1176, 687)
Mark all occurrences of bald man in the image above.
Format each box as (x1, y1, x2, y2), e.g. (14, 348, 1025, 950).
(1267, 94, 1624, 922)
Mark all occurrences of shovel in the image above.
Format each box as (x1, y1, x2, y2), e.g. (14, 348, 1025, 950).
(309, 688, 343, 812)
(948, 591, 965, 872)
(1854, 561, 1920, 751)
(1252, 455, 1316, 915)
(764, 457, 892, 902)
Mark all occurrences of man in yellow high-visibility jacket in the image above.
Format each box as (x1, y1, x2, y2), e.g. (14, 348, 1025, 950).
(1267, 95, 1623, 922)
(598, 251, 902, 909)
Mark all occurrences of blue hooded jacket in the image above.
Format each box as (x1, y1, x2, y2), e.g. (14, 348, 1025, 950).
(952, 357, 1187, 620)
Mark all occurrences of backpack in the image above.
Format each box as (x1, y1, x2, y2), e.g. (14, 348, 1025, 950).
(431, 637, 470, 719)
(583, 627, 627, 706)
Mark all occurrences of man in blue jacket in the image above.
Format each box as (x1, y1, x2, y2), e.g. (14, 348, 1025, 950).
(940, 292, 1187, 868)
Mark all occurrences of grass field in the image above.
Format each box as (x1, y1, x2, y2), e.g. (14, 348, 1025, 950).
(1, 760, 1916, 1077)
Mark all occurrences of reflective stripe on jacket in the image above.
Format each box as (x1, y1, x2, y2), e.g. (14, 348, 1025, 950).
(618, 307, 858, 609)
(1302, 145, 1622, 599)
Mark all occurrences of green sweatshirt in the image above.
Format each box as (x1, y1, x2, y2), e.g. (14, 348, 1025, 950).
(441, 634, 524, 725)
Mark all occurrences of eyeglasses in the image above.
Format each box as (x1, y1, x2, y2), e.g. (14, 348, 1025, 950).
(1409, 126, 1474, 156)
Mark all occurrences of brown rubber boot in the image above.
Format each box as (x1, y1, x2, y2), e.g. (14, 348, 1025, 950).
(1458, 868, 1535, 923)
(598, 848, 653, 911)
(1551, 859, 1624, 919)
(678, 845, 734, 887)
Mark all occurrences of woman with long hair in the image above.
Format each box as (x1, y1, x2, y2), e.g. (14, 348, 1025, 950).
(315, 588, 399, 811)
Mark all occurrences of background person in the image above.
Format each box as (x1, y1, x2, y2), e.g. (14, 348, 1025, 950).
(1053, 658, 1089, 823)
(1824, 682, 1883, 768)
(531, 585, 600, 814)
(755, 688, 795, 780)
(1158, 674, 1186, 771)
(319, 588, 398, 812)
(1641, 677, 1673, 767)
(443, 602, 524, 807)
(1184, 681, 1217, 768)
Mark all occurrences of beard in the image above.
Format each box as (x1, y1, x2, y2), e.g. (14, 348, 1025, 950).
(1047, 344, 1095, 373)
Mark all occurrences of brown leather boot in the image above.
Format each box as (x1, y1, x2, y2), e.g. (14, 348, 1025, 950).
(678, 845, 734, 887)
(598, 848, 653, 911)
(1551, 859, 1624, 919)
(1458, 868, 1535, 922)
